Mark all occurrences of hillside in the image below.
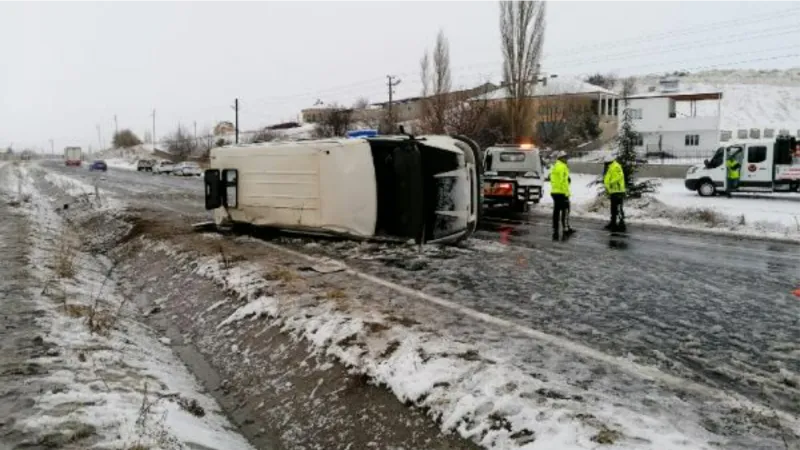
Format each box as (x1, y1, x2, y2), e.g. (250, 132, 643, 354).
(634, 68, 800, 134)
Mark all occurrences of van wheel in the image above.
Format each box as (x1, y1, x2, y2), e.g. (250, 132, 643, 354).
(698, 180, 716, 197)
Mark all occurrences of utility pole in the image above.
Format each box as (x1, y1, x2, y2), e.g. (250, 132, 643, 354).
(49, 139, 54, 154)
(231, 98, 239, 144)
(151, 109, 156, 149)
(113, 114, 118, 135)
(386, 75, 402, 127)
(193, 120, 197, 146)
(96, 124, 103, 150)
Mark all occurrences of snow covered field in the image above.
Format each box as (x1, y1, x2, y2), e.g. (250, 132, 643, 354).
(0, 163, 254, 449)
(542, 173, 800, 241)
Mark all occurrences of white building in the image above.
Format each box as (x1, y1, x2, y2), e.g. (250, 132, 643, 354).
(622, 77, 722, 158)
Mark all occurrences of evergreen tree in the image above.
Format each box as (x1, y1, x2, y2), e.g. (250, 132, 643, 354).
(593, 77, 659, 198)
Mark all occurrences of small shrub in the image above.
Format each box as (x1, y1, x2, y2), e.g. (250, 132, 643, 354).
(326, 289, 347, 300)
(54, 238, 76, 279)
(591, 426, 622, 444)
(265, 267, 298, 283)
(690, 208, 723, 227)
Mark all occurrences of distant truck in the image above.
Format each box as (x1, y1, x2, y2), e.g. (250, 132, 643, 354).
(64, 147, 82, 166)
(685, 135, 800, 196)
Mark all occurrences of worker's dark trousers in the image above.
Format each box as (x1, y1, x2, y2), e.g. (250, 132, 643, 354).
(726, 178, 739, 194)
(552, 194, 570, 234)
(610, 193, 625, 226)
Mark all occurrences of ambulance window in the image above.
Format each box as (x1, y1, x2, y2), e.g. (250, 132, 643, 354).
(747, 146, 767, 164)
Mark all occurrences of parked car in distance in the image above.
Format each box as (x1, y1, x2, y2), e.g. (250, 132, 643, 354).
(173, 161, 202, 176)
(152, 160, 174, 174)
(137, 159, 155, 172)
(89, 160, 107, 172)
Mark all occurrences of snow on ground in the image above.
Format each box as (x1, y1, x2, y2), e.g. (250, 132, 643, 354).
(28, 158, 800, 448)
(541, 173, 800, 240)
(144, 237, 723, 450)
(40, 168, 125, 210)
(0, 163, 255, 450)
(105, 158, 138, 171)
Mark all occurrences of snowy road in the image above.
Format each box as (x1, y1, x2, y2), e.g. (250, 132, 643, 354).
(37, 160, 800, 447)
(39, 160, 206, 216)
(278, 213, 800, 415)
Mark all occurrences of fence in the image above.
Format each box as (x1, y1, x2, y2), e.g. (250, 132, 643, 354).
(568, 162, 692, 179)
(569, 148, 710, 166)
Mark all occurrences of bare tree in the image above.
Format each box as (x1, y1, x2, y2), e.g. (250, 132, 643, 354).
(446, 83, 494, 138)
(420, 50, 431, 98)
(621, 76, 637, 96)
(535, 94, 601, 147)
(352, 97, 370, 110)
(419, 29, 452, 134)
(585, 73, 618, 91)
(248, 128, 281, 144)
(165, 125, 197, 159)
(499, 0, 546, 140)
(313, 104, 353, 138)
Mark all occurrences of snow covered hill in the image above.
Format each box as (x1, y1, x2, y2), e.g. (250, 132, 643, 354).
(635, 68, 800, 135)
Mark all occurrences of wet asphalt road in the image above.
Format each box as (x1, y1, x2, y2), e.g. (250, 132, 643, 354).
(40, 160, 207, 216)
(41, 160, 800, 417)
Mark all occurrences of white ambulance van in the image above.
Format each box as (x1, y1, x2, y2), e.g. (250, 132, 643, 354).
(684, 135, 800, 196)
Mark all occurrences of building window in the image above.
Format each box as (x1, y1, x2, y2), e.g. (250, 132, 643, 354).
(614, 99, 619, 116)
(627, 108, 642, 120)
(685, 134, 700, 146)
(747, 146, 767, 163)
(633, 133, 643, 147)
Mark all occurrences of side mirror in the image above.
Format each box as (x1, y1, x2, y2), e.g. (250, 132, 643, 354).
(204, 169, 222, 210)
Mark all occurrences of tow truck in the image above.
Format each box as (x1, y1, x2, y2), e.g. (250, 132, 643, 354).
(685, 135, 800, 196)
(481, 144, 545, 213)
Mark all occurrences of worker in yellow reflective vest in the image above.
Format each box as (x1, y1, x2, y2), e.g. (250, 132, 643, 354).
(550, 151, 575, 240)
(725, 150, 741, 197)
(603, 154, 627, 232)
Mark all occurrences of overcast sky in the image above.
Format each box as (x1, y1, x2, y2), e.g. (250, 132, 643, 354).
(1, 1, 798, 151)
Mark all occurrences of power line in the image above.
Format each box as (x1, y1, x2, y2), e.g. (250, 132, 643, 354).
(540, 5, 800, 59)
(544, 27, 800, 70)
(241, 21, 800, 114)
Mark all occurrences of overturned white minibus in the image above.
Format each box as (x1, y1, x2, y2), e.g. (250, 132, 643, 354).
(203, 134, 482, 245)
